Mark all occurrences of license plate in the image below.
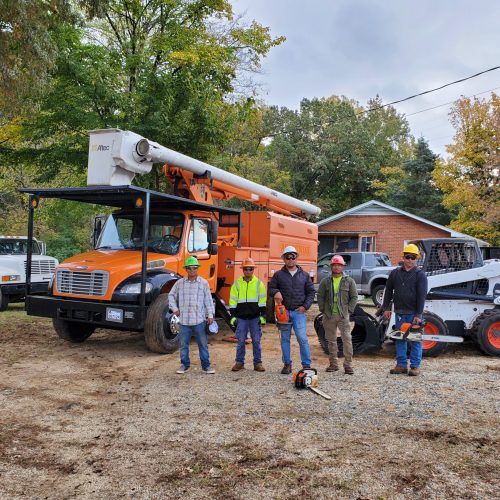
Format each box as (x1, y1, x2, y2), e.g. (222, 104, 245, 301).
(106, 307, 123, 323)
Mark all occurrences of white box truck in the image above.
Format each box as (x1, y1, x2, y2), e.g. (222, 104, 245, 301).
(0, 236, 58, 311)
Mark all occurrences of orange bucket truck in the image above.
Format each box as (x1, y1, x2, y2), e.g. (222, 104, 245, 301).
(21, 129, 320, 353)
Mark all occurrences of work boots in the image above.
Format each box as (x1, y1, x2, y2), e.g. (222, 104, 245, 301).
(389, 365, 408, 375)
(232, 362, 244, 372)
(281, 364, 292, 374)
(344, 365, 354, 375)
(326, 362, 339, 372)
(254, 363, 265, 372)
(408, 367, 421, 376)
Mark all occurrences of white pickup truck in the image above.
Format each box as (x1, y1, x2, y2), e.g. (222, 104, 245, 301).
(0, 236, 58, 311)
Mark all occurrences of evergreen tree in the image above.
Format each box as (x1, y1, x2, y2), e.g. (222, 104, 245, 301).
(389, 138, 452, 225)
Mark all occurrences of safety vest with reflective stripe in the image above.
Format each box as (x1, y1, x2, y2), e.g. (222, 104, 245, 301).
(229, 275, 267, 319)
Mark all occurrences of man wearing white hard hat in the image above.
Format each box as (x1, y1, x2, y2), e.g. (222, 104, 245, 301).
(317, 254, 358, 375)
(269, 245, 316, 374)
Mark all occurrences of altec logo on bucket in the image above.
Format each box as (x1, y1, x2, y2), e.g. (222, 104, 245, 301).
(91, 144, 110, 152)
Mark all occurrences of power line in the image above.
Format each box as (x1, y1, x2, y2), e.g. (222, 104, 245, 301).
(362, 65, 500, 114)
(405, 85, 500, 117)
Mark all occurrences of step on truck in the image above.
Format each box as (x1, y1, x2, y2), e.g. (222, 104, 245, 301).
(0, 236, 58, 311)
(21, 129, 320, 353)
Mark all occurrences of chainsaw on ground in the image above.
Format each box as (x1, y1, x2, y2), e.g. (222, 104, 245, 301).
(292, 368, 331, 400)
(388, 322, 464, 343)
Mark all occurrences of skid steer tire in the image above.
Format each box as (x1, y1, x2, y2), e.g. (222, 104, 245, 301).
(144, 294, 179, 354)
(421, 312, 449, 357)
(471, 309, 500, 357)
(52, 318, 95, 343)
(314, 311, 373, 356)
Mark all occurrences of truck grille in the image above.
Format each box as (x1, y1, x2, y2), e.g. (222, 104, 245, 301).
(24, 260, 57, 275)
(56, 269, 109, 296)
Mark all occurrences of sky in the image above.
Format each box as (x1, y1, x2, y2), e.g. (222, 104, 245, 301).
(231, 0, 500, 157)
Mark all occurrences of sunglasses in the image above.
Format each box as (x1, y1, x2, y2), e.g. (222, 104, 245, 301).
(284, 255, 297, 260)
(403, 254, 417, 260)
(243, 267, 254, 271)
(185, 266, 199, 270)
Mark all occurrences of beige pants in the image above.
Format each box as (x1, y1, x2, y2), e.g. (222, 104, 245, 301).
(323, 315, 354, 367)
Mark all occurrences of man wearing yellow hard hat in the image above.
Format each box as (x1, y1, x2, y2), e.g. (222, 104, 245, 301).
(382, 243, 428, 376)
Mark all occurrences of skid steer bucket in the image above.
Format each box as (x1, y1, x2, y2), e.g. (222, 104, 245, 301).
(314, 305, 385, 356)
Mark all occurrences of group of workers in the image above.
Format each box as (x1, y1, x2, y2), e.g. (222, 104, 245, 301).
(168, 243, 427, 377)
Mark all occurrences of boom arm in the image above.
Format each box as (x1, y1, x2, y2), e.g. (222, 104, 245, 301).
(87, 129, 321, 217)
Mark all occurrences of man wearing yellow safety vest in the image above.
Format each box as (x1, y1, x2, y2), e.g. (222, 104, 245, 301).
(229, 258, 267, 372)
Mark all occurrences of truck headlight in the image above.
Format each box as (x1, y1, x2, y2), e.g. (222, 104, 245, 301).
(119, 282, 153, 294)
(2, 275, 21, 282)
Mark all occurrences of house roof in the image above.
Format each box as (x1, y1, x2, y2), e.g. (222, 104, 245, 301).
(317, 200, 489, 246)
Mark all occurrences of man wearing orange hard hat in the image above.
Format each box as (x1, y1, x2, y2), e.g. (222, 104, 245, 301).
(229, 257, 267, 372)
(317, 254, 358, 375)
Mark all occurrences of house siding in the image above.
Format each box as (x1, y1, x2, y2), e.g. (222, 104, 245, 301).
(319, 215, 451, 263)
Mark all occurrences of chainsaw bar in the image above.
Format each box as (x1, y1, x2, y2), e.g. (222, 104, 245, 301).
(308, 386, 332, 400)
(421, 334, 464, 343)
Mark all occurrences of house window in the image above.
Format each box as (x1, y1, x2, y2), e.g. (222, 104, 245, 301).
(361, 236, 374, 251)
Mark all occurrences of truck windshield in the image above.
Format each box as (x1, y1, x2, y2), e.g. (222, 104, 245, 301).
(0, 238, 42, 255)
(96, 213, 184, 255)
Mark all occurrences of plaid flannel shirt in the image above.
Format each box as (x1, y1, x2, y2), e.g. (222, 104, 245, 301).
(168, 276, 214, 326)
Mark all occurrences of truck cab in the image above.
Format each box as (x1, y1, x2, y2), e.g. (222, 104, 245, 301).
(0, 236, 58, 311)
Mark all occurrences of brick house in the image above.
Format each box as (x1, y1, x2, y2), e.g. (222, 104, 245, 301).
(317, 200, 483, 264)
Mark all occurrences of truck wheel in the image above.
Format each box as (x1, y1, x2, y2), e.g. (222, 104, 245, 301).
(52, 318, 95, 342)
(266, 296, 275, 324)
(371, 285, 385, 307)
(471, 309, 500, 356)
(0, 290, 9, 311)
(144, 294, 180, 354)
(422, 312, 449, 357)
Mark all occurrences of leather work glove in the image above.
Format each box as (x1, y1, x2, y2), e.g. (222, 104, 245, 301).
(259, 316, 266, 326)
(230, 317, 237, 328)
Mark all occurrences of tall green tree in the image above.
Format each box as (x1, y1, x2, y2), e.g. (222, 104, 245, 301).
(433, 93, 500, 244)
(387, 138, 452, 225)
(263, 96, 413, 217)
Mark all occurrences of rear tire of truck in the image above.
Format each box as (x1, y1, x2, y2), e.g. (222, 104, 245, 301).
(0, 290, 9, 311)
(371, 285, 385, 307)
(144, 294, 179, 354)
(472, 309, 500, 356)
(52, 319, 95, 342)
(266, 296, 275, 324)
(421, 312, 449, 357)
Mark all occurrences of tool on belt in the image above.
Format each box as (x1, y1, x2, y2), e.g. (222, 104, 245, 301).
(388, 322, 464, 343)
(292, 368, 331, 400)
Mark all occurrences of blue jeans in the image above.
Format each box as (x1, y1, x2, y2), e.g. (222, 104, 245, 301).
(235, 317, 262, 365)
(395, 314, 423, 369)
(179, 322, 210, 370)
(280, 310, 311, 367)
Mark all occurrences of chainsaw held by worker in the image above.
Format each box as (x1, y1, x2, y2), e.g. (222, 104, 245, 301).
(292, 368, 332, 400)
(388, 322, 464, 343)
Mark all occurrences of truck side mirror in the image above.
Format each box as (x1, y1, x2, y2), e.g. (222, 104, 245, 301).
(207, 220, 218, 244)
(208, 243, 218, 256)
(92, 215, 106, 249)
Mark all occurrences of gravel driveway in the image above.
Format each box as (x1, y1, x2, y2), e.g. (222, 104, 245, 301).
(1, 304, 499, 499)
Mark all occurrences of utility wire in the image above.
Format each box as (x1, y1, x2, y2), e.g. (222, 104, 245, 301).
(405, 85, 500, 117)
(362, 64, 500, 114)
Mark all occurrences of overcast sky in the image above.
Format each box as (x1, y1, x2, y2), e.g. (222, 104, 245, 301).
(231, 0, 500, 157)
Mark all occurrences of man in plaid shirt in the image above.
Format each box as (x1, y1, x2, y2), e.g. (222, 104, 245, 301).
(169, 256, 215, 374)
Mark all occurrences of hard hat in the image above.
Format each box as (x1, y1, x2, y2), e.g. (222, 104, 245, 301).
(330, 255, 346, 266)
(207, 320, 219, 335)
(241, 257, 256, 268)
(282, 245, 299, 258)
(183, 256, 200, 268)
(401, 243, 420, 257)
